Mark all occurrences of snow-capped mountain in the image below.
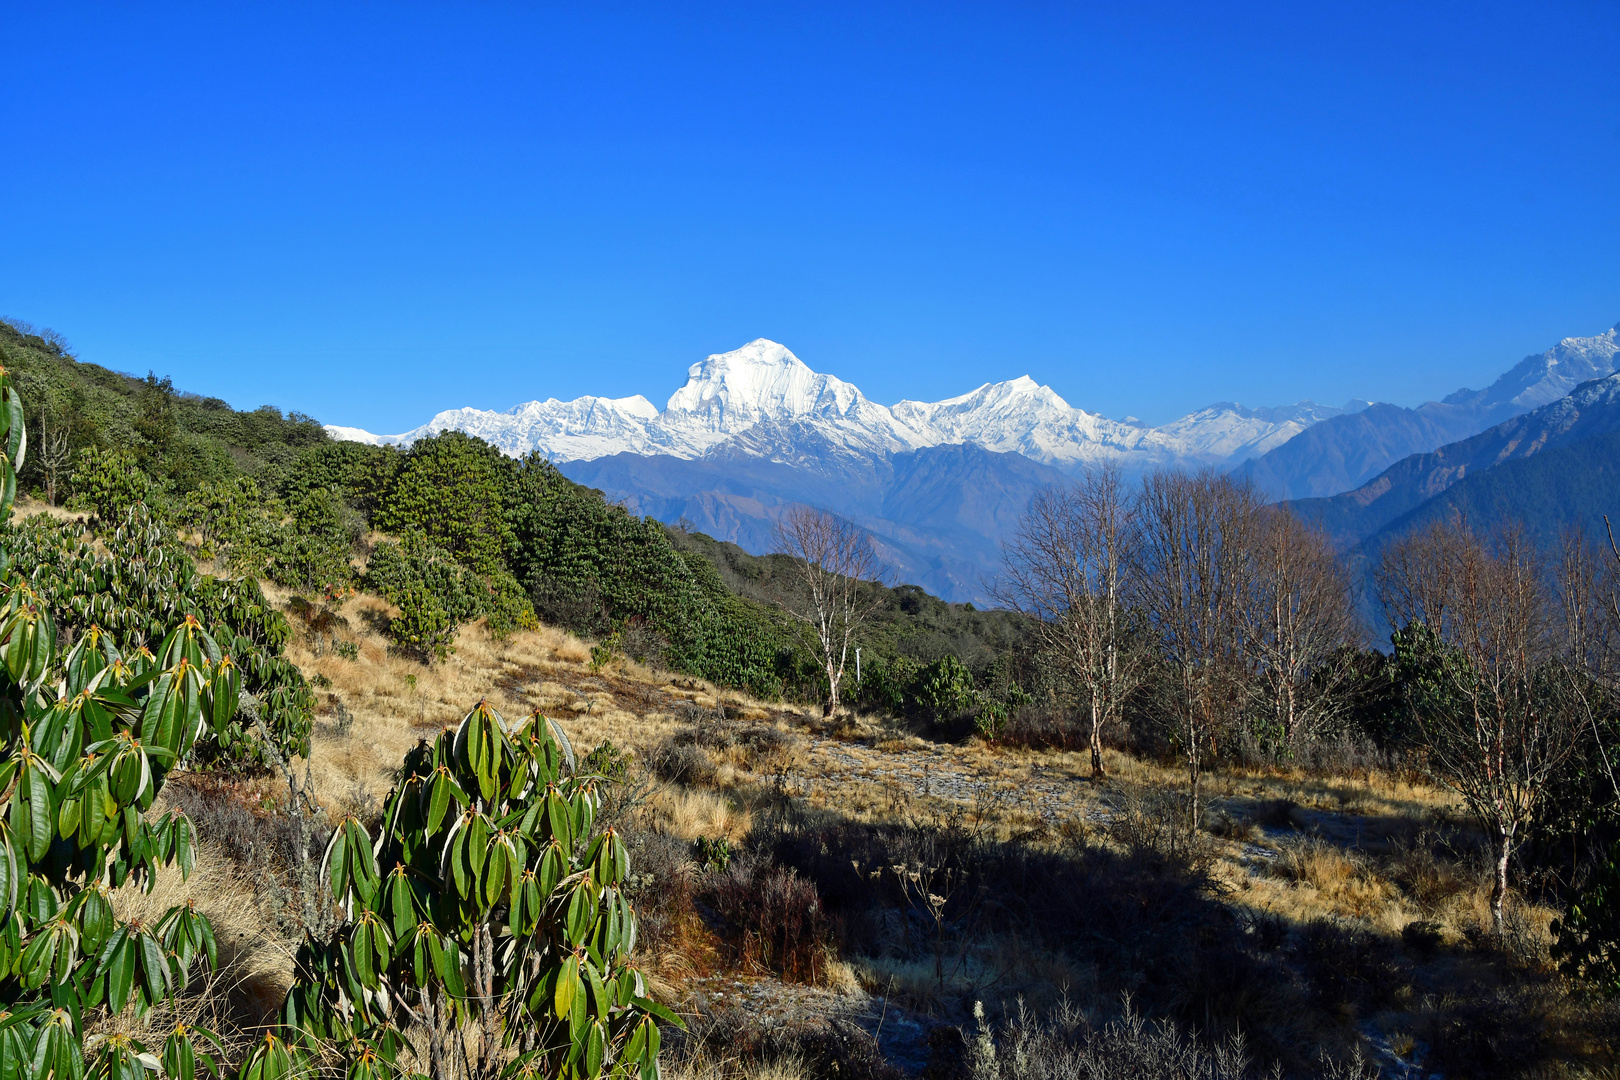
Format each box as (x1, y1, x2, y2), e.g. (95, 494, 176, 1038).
(329, 338, 1351, 472)
(1446, 322, 1620, 412)
(1236, 321, 1620, 501)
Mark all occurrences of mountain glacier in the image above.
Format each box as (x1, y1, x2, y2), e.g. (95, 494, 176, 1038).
(327, 338, 1363, 472)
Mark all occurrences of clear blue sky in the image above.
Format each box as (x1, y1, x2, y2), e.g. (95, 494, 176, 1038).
(3, 1, 1618, 431)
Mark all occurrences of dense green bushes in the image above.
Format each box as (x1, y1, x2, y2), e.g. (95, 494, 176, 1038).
(4, 506, 315, 762)
(366, 531, 536, 658)
(373, 431, 515, 574)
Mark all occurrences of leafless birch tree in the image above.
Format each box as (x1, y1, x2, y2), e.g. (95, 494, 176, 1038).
(1248, 507, 1358, 753)
(1378, 518, 1582, 932)
(774, 505, 886, 716)
(1135, 470, 1265, 828)
(36, 422, 71, 507)
(997, 462, 1143, 776)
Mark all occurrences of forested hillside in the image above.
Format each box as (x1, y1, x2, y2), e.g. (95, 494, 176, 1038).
(0, 317, 1029, 723)
(0, 319, 329, 498)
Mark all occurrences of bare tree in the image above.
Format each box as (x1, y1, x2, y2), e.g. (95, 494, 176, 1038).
(1554, 527, 1620, 680)
(1135, 470, 1265, 827)
(773, 505, 886, 716)
(997, 463, 1143, 776)
(1248, 507, 1359, 753)
(1378, 518, 1583, 932)
(36, 422, 71, 507)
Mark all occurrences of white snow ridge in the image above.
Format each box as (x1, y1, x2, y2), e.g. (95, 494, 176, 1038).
(328, 338, 1353, 472)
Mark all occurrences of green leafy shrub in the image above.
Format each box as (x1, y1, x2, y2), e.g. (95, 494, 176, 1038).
(67, 446, 152, 521)
(910, 655, 976, 722)
(693, 836, 732, 873)
(0, 364, 241, 1080)
(389, 581, 455, 662)
(269, 704, 679, 1079)
(5, 507, 315, 762)
(853, 653, 919, 716)
(581, 739, 629, 782)
(277, 441, 400, 521)
(176, 476, 356, 596)
(1552, 842, 1620, 996)
(263, 488, 357, 595)
(367, 531, 537, 642)
(175, 475, 270, 557)
(511, 459, 797, 697)
(590, 632, 620, 673)
(374, 431, 515, 575)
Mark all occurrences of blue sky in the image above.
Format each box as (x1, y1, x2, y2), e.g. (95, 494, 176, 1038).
(2, 1, 1617, 431)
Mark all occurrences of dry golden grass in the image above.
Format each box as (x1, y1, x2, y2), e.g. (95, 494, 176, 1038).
(14, 496, 88, 524)
(267, 585, 1510, 965)
(91, 843, 296, 1052)
(267, 587, 735, 815)
(243, 583, 1587, 1073)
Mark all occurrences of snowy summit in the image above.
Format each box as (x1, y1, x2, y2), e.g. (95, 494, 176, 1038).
(327, 338, 1366, 472)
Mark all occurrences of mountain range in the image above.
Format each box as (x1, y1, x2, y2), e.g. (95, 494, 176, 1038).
(329, 338, 1367, 472)
(330, 322, 1620, 602)
(1233, 324, 1620, 500)
(1290, 371, 1620, 552)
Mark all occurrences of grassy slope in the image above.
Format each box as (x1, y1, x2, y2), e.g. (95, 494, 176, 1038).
(148, 540, 1597, 1077)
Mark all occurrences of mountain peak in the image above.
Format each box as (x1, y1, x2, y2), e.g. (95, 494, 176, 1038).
(663, 338, 872, 432)
(327, 336, 1354, 472)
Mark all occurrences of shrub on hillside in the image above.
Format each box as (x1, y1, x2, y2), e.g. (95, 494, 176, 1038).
(366, 529, 536, 641)
(67, 445, 152, 520)
(268, 705, 678, 1080)
(912, 654, 977, 722)
(373, 430, 515, 573)
(5, 505, 314, 761)
(387, 580, 456, 661)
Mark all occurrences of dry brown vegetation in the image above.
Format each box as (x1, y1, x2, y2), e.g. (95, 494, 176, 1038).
(147, 573, 1620, 1080)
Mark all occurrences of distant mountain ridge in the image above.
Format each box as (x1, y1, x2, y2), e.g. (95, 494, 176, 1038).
(328, 338, 1363, 474)
(1288, 370, 1620, 548)
(1235, 323, 1620, 500)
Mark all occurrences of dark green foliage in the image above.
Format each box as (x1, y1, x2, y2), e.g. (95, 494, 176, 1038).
(911, 655, 977, 722)
(0, 319, 328, 502)
(581, 740, 629, 783)
(276, 440, 401, 519)
(175, 477, 357, 597)
(0, 361, 244, 1080)
(670, 528, 1031, 713)
(176, 475, 270, 557)
(851, 653, 919, 716)
(374, 432, 515, 575)
(693, 836, 732, 873)
(67, 447, 151, 521)
(4, 508, 315, 763)
(1553, 843, 1620, 996)
(511, 458, 797, 697)
(272, 704, 677, 1079)
(365, 531, 537, 647)
(388, 582, 456, 662)
(264, 488, 358, 594)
